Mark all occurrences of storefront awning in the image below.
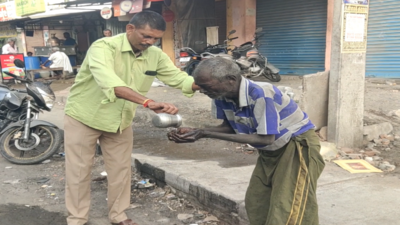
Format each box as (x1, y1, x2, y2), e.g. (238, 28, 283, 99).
(51, 0, 112, 7)
(28, 8, 98, 19)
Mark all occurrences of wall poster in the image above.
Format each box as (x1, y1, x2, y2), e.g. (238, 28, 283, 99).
(0, 54, 25, 80)
(341, 4, 370, 53)
(343, 0, 368, 5)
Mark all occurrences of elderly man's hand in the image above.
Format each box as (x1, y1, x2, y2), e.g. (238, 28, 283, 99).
(167, 128, 205, 143)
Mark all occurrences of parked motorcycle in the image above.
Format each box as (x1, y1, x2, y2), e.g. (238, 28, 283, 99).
(179, 30, 238, 75)
(179, 47, 201, 76)
(232, 28, 281, 82)
(202, 28, 281, 82)
(0, 59, 62, 164)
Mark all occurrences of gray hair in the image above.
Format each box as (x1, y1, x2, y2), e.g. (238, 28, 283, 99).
(193, 57, 241, 81)
(7, 38, 16, 43)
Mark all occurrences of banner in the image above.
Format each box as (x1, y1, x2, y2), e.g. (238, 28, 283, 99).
(0, 24, 17, 38)
(0, 54, 25, 80)
(15, 0, 46, 17)
(0, 2, 16, 21)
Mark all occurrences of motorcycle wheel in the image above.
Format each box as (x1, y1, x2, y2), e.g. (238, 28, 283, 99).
(0, 126, 62, 165)
(184, 60, 201, 76)
(263, 68, 281, 82)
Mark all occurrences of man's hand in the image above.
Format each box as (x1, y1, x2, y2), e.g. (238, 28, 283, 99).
(167, 128, 205, 143)
(147, 101, 178, 114)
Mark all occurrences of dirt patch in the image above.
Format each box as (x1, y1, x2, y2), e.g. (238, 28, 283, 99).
(0, 153, 222, 225)
(0, 204, 67, 225)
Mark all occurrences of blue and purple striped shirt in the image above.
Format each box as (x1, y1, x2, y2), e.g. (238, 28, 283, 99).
(211, 78, 315, 150)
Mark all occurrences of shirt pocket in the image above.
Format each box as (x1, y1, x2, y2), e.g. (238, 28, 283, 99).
(131, 60, 156, 93)
(132, 72, 155, 94)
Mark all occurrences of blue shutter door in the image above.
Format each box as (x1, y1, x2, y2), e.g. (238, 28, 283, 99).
(366, 0, 400, 78)
(256, 0, 327, 75)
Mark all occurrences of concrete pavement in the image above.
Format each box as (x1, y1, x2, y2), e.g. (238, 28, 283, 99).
(131, 152, 400, 225)
(45, 79, 400, 225)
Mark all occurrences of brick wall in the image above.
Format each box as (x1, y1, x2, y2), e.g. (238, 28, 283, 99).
(25, 30, 44, 55)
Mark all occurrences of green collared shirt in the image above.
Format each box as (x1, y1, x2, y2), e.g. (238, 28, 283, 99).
(65, 33, 195, 132)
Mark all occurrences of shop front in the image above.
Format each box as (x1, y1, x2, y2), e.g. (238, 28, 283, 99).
(10, 11, 103, 71)
(256, 0, 328, 75)
(366, 0, 400, 78)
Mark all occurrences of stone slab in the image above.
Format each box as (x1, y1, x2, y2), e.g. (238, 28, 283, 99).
(300, 71, 329, 130)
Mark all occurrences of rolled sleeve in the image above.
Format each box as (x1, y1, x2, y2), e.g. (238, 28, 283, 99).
(87, 42, 129, 103)
(156, 52, 195, 97)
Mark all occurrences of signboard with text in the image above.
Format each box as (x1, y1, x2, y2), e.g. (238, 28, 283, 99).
(0, 24, 17, 38)
(112, 0, 143, 17)
(341, 4, 369, 53)
(343, 0, 368, 5)
(15, 0, 46, 17)
(0, 2, 16, 21)
(0, 54, 25, 80)
(345, 14, 365, 42)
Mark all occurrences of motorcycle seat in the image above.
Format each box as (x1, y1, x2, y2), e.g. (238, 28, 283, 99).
(239, 42, 253, 47)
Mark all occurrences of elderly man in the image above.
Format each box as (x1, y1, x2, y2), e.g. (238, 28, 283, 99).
(2, 38, 18, 54)
(64, 11, 199, 225)
(168, 57, 325, 225)
(41, 47, 73, 78)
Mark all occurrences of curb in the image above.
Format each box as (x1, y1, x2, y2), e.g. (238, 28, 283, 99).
(131, 156, 250, 225)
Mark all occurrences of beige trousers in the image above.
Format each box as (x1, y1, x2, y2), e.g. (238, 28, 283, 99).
(64, 115, 133, 225)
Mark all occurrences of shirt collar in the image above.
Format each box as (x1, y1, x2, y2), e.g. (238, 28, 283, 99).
(121, 33, 147, 59)
(222, 78, 251, 108)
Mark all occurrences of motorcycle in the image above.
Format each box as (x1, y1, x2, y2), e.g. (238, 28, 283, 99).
(202, 28, 281, 82)
(232, 28, 281, 82)
(0, 59, 62, 164)
(179, 47, 201, 76)
(179, 30, 238, 75)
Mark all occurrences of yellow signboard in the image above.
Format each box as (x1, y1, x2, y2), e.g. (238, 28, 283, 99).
(0, 24, 17, 38)
(14, 0, 46, 17)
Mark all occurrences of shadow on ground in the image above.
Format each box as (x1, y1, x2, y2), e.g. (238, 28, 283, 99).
(0, 204, 67, 225)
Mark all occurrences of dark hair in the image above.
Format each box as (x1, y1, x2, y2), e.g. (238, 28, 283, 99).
(129, 10, 166, 31)
(64, 32, 70, 36)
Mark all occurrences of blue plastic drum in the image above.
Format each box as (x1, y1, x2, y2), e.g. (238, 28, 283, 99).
(24, 56, 41, 70)
(39, 57, 51, 67)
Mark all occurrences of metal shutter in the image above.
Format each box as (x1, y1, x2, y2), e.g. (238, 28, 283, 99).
(366, 0, 400, 78)
(256, 0, 327, 75)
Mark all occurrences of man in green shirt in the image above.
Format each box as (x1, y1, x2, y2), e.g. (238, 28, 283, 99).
(64, 11, 198, 225)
